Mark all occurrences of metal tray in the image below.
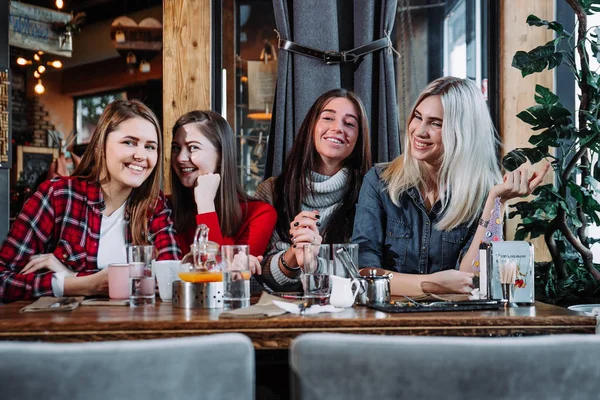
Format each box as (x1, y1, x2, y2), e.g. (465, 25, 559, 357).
(368, 300, 503, 313)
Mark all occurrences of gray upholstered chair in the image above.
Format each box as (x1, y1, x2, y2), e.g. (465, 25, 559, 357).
(0, 333, 254, 400)
(290, 333, 600, 400)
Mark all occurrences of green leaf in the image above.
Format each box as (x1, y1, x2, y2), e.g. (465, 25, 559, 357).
(593, 160, 600, 181)
(502, 149, 527, 171)
(512, 44, 563, 77)
(516, 110, 538, 125)
(534, 85, 560, 105)
(525, 15, 564, 35)
(514, 229, 529, 241)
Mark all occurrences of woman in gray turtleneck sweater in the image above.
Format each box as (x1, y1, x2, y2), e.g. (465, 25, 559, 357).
(255, 89, 372, 292)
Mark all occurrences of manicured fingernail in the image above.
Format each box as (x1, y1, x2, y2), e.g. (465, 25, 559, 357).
(293, 244, 297, 248)
(316, 221, 321, 227)
(315, 214, 320, 219)
(294, 222, 299, 227)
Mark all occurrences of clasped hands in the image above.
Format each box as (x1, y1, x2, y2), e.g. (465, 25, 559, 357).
(284, 210, 323, 269)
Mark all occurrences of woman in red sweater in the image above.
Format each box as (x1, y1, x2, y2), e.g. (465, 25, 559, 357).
(170, 110, 276, 274)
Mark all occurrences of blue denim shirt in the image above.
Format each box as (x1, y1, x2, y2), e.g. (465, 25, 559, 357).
(352, 166, 477, 274)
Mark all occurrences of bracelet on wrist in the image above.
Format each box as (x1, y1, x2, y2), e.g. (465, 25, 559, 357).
(280, 253, 300, 273)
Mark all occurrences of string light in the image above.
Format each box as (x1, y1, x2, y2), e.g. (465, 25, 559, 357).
(55, 0, 64, 10)
(34, 79, 45, 95)
(15, 51, 63, 95)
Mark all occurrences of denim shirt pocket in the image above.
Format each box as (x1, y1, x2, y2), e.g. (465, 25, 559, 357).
(441, 227, 468, 269)
(385, 218, 413, 269)
(53, 239, 87, 272)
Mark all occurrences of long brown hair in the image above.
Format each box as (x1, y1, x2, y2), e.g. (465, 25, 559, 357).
(170, 110, 249, 236)
(273, 88, 372, 244)
(72, 99, 163, 245)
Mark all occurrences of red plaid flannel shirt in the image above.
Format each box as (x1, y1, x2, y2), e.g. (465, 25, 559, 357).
(0, 177, 181, 303)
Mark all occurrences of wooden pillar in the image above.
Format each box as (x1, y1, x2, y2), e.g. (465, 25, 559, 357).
(163, 0, 212, 193)
(500, 0, 555, 260)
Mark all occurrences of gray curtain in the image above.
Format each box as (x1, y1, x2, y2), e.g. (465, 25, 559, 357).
(265, 0, 400, 178)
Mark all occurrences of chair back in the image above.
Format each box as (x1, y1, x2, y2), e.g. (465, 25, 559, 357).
(0, 333, 254, 400)
(291, 333, 600, 400)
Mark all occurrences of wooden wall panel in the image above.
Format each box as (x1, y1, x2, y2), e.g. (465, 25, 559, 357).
(163, 0, 212, 193)
(500, 0, 555, 260)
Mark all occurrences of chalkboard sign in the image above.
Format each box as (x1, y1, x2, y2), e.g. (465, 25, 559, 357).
(16, 146, 58, 188)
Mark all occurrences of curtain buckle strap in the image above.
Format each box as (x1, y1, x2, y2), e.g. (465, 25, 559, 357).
(278, 36, 390, 65)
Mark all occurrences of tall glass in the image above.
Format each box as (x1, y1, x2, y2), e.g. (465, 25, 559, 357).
(127, 245, 156, 307)
(301, 244, 331, 305)
(221, 245, 251, 309)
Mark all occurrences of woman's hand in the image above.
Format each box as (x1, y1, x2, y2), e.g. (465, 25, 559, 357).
(194, 173, 221, 213)
(21, 254, 76, 276)
(249, 255, 263, 276)
(430, 270, 474, 294)
(491, 163, 550, 203)
(288, 210, 322, 267)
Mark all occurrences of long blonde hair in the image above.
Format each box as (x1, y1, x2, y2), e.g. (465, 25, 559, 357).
(383, 77, 502, 230)
(72, 99, 163, 245)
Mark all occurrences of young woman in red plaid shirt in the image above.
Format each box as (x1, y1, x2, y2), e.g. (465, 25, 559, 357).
(169, 110, 276, 276)
(0, 100, 181, 303)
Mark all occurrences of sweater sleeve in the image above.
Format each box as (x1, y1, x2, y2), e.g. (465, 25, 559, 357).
(0, 180, 57, 302)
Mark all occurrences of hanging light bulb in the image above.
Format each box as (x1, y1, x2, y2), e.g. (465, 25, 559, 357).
(139, 60, 151, 73)
(33, 53, 40, 61)
(34, 79, 45, 95)
(55, 0, 64, 9)
(126, 51, 137, 65)
(16, 57, 30, 66)
(37, 65, 46, 74)
(33, 71, 40, 78)
(48, 60, 63, 68)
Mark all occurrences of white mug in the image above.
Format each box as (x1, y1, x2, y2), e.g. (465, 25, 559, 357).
(329, 275, 360, 308)
(152, 260, 181, 302)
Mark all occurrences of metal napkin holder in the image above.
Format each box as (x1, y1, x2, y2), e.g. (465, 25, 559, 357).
(172, 281, 224, 309)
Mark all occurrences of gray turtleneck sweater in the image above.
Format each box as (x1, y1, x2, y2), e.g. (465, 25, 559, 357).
(254, 168, 349, 290)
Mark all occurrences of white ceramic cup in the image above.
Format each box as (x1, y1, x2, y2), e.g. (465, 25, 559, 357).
(329, 275, 360, 308)
(152, 260, 181, 302)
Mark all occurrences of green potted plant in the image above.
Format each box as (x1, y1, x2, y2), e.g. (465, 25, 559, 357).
(506, 0, 600, 306)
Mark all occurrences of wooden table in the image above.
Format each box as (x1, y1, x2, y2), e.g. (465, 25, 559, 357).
(0, 301, 595, 348)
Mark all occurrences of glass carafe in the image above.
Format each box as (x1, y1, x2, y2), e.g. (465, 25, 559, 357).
(179, 224, 222, 283)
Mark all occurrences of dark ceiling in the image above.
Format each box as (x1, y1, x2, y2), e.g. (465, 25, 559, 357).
(19, 0, 163, 25)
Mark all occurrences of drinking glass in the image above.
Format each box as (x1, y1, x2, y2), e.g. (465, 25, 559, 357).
(127, 245, 156, 307)
(332, 243, 359, 278)
(301, 244, 331, 305)
(221, 245, 251, 309)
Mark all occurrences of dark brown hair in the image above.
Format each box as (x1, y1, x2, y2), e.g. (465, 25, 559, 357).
(72, 99, 163, 245)
(170, 110, 249, 236)
(273, 88, 372, 243)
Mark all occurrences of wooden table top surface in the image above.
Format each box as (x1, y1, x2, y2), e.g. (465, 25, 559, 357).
(0, 299, 595, 348)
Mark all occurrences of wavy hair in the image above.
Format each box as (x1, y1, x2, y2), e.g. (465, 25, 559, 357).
(170, 110, 249, 236)
(383, 77, 502, 230)
(72, 99, 163, 245)
(273, 88, 372, 244)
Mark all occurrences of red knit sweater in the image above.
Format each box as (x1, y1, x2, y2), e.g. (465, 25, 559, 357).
(177, 200, 277, 257)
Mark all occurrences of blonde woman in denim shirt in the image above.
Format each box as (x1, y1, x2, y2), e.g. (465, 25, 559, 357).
(352, 77, 549, 296)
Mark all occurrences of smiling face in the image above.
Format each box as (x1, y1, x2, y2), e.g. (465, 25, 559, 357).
(408, 95, 444, 167)
(171, 123, 220, 188)
(313, 97, 359, 174)
(103, 116, 159, 194)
